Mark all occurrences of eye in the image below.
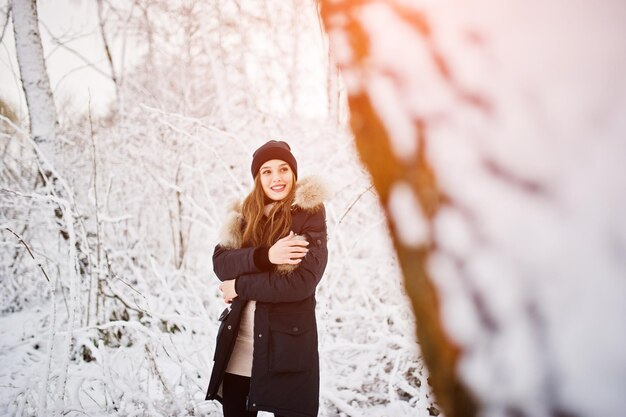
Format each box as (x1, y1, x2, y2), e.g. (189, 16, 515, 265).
(261, 169, 271, 175)
(280, 167, 289, 173)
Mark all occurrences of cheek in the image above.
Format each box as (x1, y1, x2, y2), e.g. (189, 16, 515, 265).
(283, 174, 294, 190)
(260, 178, 271, 193)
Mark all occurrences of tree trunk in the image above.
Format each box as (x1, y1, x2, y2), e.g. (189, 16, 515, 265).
(12, 2, 86, 412)
(11, 0, 58, 165)
(318, 4, 477, 414)
(320, 1, 626, 417)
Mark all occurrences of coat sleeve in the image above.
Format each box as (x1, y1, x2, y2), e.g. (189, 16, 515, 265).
(235, 205, 328, 303)
(212, 245, 261, 282)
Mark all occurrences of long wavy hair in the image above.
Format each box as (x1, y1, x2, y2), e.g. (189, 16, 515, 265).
(241, 173, 296, 247)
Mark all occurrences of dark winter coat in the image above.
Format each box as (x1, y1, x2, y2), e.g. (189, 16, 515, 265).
(205, 176, 329, 417)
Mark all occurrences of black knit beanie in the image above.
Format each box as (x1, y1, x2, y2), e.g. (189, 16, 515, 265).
(251, 140, 298, 180)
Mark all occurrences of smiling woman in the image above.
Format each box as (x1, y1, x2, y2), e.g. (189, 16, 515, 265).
(205, 140, 329, 417)
(260, 160, 294, 202)
(253, 141, 298, 205)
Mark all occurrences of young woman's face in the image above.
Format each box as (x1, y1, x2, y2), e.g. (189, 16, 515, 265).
(259, 159, 294, 201)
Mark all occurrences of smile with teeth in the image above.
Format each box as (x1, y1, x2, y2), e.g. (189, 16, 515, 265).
(270, 184, 286, 192)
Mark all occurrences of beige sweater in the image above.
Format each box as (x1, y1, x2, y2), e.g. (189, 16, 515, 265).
(225, 300, 256, 376)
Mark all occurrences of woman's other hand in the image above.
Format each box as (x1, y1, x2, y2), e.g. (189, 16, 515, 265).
(219, 279, 238, 303)
(268, 231, 309, 265)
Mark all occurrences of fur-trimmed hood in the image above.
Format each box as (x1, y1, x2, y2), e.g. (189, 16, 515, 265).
(219, 176, 329, 250)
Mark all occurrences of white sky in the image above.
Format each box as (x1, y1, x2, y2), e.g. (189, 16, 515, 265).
(1, 0, 130, 118)
(0, 0, 334, 121)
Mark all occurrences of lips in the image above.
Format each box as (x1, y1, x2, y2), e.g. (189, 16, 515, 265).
(271, 184, 286, 192)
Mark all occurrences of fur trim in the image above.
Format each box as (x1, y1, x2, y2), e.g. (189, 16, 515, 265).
(276, 263, 298, 274)
(276, 234, 308, 275)
(218, 201, 244, 249)
(218, 176, 328, 249)
(294, 176, 329, 212)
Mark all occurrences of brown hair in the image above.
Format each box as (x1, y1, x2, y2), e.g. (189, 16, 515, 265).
(241, 173, 296, 247)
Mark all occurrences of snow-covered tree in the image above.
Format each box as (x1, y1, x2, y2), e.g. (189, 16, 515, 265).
(322, 1, 626, 417)
(11, 0, 57, 162)
(2, 1, 435, 416)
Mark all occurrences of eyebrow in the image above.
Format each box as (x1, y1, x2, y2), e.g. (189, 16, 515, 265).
(260, 163, 289, 170)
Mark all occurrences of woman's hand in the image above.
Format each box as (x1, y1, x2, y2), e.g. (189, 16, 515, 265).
(219, 279, 238, 303)
(268, 231, 309, 265)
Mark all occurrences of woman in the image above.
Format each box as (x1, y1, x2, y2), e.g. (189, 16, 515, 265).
(205, 140, 328, 417)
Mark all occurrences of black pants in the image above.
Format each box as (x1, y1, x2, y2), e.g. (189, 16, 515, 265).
(222, 373, 286, 417)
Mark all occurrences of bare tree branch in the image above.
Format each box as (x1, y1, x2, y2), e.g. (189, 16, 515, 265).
(0, 3, 11, 44)
(4, 227, 50, 282)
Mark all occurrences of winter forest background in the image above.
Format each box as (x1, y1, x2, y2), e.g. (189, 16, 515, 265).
(1, 1, 626, 417)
